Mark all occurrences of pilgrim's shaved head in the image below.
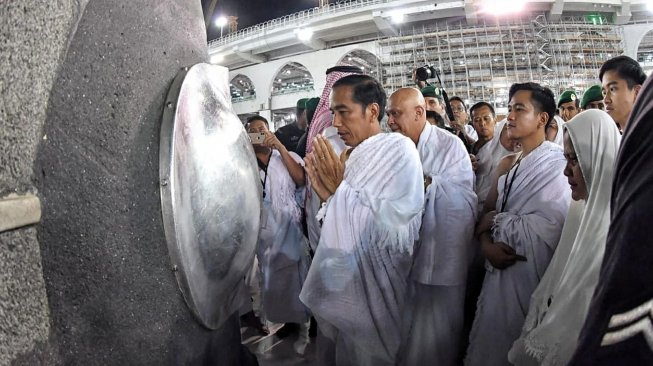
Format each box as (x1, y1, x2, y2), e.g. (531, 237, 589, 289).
(387, 88, 428, 144)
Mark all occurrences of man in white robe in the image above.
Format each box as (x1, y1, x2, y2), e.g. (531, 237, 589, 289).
(470, 104, 517, 215)
(300, 75, 424, 366)
(245, 116, 311, 353)
(465, 83, 570, 366)
(386, 88, 477, 365)
(304, 66, 363, 252)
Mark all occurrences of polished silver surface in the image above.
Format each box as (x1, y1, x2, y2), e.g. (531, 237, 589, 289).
(159, 63, 261, 329)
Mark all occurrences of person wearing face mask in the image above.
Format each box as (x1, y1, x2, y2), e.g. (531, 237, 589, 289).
(599, 55, 646, 132)
(386, 88, 477, 366)
(465, 83, 570, 366)
(508, 110, 621, 366)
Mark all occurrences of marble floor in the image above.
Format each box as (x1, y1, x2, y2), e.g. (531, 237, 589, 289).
(241, 322, 318, 366)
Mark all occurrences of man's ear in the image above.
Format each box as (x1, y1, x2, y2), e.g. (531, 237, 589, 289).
(415, 105, 425, 120)
(633, 84, 643, 99)
(367, 103, 380, 123)
(539, 112, 550, 129)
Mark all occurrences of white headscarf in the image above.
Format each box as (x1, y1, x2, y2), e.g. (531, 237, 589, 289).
(509, 109, 621, 365)
(551, 115, 565, 147)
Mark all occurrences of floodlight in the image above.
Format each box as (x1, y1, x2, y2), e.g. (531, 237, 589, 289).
(215, 16, 228, 28)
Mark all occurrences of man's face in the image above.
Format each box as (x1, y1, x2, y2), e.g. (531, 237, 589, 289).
(602, 70, 641, 129)
(424, 96, 444, 114)
(585, 100, 605, 111)
(506, 90, 547, 141)
(451, 100, 468, 123)
(330, 86, 377, 147)
(246, 119, 269, 151)
(386, 99, 420, 140)
(246, 119, 268, 134)
(297, 110, 307, 130)
(546, 118, 559, 142)
(558, 101, 579, 122)
(471, 105, 496, 141)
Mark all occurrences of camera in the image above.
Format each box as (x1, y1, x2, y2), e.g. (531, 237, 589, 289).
(415, 65, 438, 81)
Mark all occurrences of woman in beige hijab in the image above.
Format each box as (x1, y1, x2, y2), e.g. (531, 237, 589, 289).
(508, 109, 621, 365)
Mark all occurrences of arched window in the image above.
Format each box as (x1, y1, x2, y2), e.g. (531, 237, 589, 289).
(337, 49, 383, 80)
(637, 29, 653, 75)
(271, 62, 314, 96)
(230, 74, 256, 103)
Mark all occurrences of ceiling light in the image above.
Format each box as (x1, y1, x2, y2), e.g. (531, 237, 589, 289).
(480, 0, 526, 15)
(295, 28, 314, 41)
(210, 54, 224, 64)
(390, 11, 405, 24)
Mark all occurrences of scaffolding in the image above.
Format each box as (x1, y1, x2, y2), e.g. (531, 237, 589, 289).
(377, 14, 623, 112)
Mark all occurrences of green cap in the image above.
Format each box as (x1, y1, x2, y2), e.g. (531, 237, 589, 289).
(581, 85, 603, 109)
(305, 97, 320, 125)
(296, 98, 309, 110)
(420, 85, 442, 98)
(558, 90, 578, 107)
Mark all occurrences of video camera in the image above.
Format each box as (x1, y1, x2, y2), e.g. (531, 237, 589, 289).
(414, 65, 456, 126)
(415, 65, 438, 82)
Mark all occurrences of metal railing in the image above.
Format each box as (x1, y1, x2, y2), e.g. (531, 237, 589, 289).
(208, 0, 398, 48)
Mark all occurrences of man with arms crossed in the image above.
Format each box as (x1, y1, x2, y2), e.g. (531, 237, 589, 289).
(465, 83, 571, 366)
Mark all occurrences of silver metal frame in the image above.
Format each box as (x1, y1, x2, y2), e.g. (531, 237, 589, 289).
(159, 63, 261, 329)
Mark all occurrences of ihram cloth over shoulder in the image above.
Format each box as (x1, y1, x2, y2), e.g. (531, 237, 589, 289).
(464, 141, 570, 366)
(257, 150, 309, 323)
(299, 132, 424, 363)
(412, 123, 477, 286)
(475, 119, 513, 214)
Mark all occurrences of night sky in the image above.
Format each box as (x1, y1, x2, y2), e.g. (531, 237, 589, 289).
(202, 0, 327, 41)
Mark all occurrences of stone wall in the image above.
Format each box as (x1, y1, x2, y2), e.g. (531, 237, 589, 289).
(2, 1, 250, 364)
(0, 1, 88, 364)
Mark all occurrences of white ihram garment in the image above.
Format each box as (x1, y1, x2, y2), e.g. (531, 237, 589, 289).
(475, 120, 514, 214)
(464, 141, 570, 366)
(509, 110, 621, 366)
(400, 123, 478, 366)
(300, 133, 424, 366)
(257, 150, 310, 324)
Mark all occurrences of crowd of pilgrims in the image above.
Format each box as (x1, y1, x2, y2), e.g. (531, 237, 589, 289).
(239, 55, 653, 365)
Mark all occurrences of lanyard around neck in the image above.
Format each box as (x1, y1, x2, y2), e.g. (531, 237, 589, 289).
(256, 151, 272, 198)
(500, 154, 523, 213)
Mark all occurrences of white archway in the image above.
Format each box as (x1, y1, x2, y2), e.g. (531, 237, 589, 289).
(229, 74, 256, 103)
(269, 62, 315, 96)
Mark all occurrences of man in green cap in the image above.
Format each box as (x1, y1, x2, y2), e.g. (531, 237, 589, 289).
(581, 85, 604, 111)
(275, 98, 308, 152)
(420, 85, 446, 118)
(295, 97, 320, 158)
(558, 90, 580, 122)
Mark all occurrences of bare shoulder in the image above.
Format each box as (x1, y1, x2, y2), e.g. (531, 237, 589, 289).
(497, 153, 520, 176)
